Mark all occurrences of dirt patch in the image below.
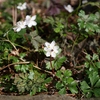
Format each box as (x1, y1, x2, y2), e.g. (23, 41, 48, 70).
(0, 94, 76, 100)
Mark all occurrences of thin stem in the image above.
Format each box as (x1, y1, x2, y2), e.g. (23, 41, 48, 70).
(50, 56, 55, 76)
(21, 10, 25, 20)
(2, 39, 17, 51)
(0, 61, 30, 71)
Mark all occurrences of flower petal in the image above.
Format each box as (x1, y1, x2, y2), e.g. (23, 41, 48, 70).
(25, 15, 31, 20)
(31, 15, 36, 20)
(51, 51, 56, 58)
(31, 21, 37, 26)
(45, 42, 50, 47)
(46, 52, 50, 57)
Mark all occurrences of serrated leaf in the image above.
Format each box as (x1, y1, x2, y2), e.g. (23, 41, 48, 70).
(69, 86, 78, 94)
(58, 87, 66, 95)
(95, 62, 100, 68)
(63, 69, 72, 77)
(85, 91, 92, 98)
(86, 54, 91, 60)
(30, 31, 45, 50)
(46, 61, 54, 70)
(56, 81, 64, 89)
(56, 70, 62, 79)
(28, 70, 34, 80)
(93, 88, 100, 97)
(44, 77, 52, 83)
(80, 81, 90, 91)
(89, 71, 99, 86)
(66, 77, 73, 84)
(55, 56, 66, 70)
(94, 79, 100, 87)
(30, 86, 37, 95)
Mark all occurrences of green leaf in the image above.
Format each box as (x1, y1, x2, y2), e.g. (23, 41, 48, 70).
(92, 54, 99, 61)
(19, 53, 26, 59)
(95, 62, 100, 68)
(58, 87, 66, 95)
(56, 81, 64, 89)
(56, 70, 62, 79)
(85, 91, 92, 98)
(66, 77, 73, 84)
(80, 81, 90, 92)
(89, 71, 99, 86)
(54, 56, 66, 70)
(46, 61, 54, 70)
(94, 79, 100, 87)
(78, 10, 85, 17)
(44, 77, 52, 83)
(84, 62, 89, 68)
(14, 64, 21, 72)
(63, 70, 72, 77)
(28, 70, 34, 80)
(30, 86, 37, 95)
(86, 54, 91, 60)
(43, 16, 54, 26)
(93, 88, 100, 97)
(69, 86, 78, 94)
(30, 31, 45, 50)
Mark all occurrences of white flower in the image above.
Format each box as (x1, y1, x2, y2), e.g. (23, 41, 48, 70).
(13, 21, 26, 32)
(44, 41, 59, 58)
(64, 4, 74, 13)
(24, 15, 37, 27)
(82, 0, 88, 4)
(17, 2, 27, 10)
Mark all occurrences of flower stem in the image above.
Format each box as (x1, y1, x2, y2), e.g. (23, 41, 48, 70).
(50, 56, 55, 77)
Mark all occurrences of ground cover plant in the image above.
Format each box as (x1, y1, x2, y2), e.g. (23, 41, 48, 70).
(0, 0, 100, 99)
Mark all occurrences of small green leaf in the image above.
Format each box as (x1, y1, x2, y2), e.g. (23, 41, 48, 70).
(30, 31, 45, 50)
(54, 56, 66, 70)
(69, 86, 78, 94)
(84, 62, 89, 68)
(95, 62, 100, 68)
(58, 87, 66, 95)
(66, 77, 73, 84)
(56, 81, 64, 89)
(56, 70, 62, 79)
(44, 77, 52, 83)
(94, 79, 100, 87)
(30, 86, 37, 95)
(93, 88, 100, 97)
(80, 81, 90, 91)
(89, 71, 99, 86)
(63, 70, 72, 77)
(86, 91, 92, 98)
(46, 61, 54, 70)
(86, 54, 91, 60)
(92, 54, 99, 61)
(28, 70, 34, 80)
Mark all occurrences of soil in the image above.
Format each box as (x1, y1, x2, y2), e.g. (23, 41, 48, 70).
(0, 94, 76, 100)
(0, 94, 100, 100)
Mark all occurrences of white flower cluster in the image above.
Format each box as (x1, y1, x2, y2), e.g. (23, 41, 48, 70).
(44, 41, 59, 58)
(17, 2, 27, 10)
(13, 21, 26, 32)
(13, 15, 37, 32)
(64, 4, 74, 13)
(13, 2, 37, 32)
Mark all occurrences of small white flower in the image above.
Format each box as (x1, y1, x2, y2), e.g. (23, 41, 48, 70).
(24, 15, 37, 27)
(44, 41, 59, 58)
(64, 4, 74, 13)
(17, 2, 27, 10)
(13, 21, 26, 32)
(82, 0, 88, 4)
